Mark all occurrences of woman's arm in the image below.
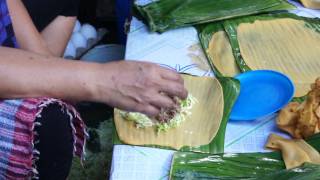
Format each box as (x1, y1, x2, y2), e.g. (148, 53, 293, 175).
(0, 47, 187, 116)
(7, 0, 75, 57)
(41, 16, 76, 57)
(4, 0, 188, 116)
(0, 47, 95, 100)
(7, 0, 53, 56)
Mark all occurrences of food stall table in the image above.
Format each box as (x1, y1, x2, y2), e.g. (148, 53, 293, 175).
(110, 1, 320, 179)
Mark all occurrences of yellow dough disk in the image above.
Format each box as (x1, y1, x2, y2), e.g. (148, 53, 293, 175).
(238, 18, 320, 97)
(207, 31, 240, 77)
(114, 75, 224, 150)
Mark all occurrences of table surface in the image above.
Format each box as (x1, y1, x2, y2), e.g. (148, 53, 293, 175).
(110, 1, 320, 180)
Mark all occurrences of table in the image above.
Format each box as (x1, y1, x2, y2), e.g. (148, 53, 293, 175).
(110, 1, 320, 179)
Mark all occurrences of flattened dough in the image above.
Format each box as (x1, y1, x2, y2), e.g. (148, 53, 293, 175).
(207, 31, 239, 77)
(238, 18, 320, 97)
(114, 75, 224, 150)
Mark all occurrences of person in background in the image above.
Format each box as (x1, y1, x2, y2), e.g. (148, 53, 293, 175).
(0, 0, 187, 179)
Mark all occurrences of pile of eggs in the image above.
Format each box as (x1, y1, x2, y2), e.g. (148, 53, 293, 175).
(64, 20, 98, 59)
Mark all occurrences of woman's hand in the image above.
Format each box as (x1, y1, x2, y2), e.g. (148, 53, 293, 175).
(0, 46, 187, 116)
(92, 61, 188, 116)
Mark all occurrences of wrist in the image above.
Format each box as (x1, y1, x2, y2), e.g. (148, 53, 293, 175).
(65, 61, 102, 102)
(79, 62, 116, 103)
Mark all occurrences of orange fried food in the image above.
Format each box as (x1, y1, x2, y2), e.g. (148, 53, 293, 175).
(277, 102, 300, 137)
(265, 134, 320, 169)
(277, 78, 320, 139)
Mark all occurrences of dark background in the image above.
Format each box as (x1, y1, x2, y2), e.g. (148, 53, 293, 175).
(78, 0, 132, 44)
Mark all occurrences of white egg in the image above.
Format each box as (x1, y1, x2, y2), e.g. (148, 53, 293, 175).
(71, 32, 87, 49)
(73, 20, 81, 33)
(80, 24, 98, 41)
(64, 41, 76, 59)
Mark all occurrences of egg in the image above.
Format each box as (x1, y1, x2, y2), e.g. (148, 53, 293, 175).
(80, 23, 98, 41)
(63, 41, 76, 59)
(71, 32, 87, 50)
(73, 20, 81, 33)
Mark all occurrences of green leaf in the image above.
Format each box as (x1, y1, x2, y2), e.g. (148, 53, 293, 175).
(170, 133, 320, 179)
(196, 22, 226, 77)
(259, 163, 320, 180)
(69, 120, 114, 180)
(112, 76, 240, 154)
(135, 0, 295, 32)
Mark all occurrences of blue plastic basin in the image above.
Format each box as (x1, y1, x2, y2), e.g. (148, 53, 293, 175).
(230, 70, 295, 121)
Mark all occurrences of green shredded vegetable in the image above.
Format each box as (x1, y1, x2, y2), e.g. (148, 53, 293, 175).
(120, 95, 197, 133)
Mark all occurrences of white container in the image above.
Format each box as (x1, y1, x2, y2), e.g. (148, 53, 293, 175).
(71, 32, 87, 48)
(73, 20, 81, 33)
(80, 24, 98, 47)
(63, 41, 76, 59)
(71, 32, 87, 57)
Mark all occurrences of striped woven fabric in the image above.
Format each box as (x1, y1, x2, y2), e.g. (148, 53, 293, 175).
(0, 0, 18, 47)
(0, 0, 87, 179)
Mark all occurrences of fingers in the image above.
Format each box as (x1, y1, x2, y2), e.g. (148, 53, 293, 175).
(158, 79, 188, 99)
(116, 92, 179, 117)
(156, 65, 188, 99)
(121, 102, 160, 117)
(148, 93, 175, 110)
(159, 68, 184, 84)
(135, 104, 160, 117)
(114, 95, 161, 117)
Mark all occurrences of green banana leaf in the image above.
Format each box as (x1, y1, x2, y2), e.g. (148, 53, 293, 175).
(259, 163, 320, 180)
(113, 75, 240, 154)
(170, 133, 320, 179)
(197, 22, 241, 78)
(197, 23, 225, 77)
(222, 13, 320, 101)
(135, 0, 295, 32)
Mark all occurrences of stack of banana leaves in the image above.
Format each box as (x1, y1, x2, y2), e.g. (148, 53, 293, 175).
(170, 133, 320, 179)
(135, 0, 295, 32)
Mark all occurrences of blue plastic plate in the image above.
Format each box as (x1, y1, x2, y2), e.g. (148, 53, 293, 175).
(230, 70, 295, 121)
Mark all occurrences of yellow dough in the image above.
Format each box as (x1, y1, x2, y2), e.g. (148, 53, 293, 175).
(207, 31, 240, 77)
(237, 18, 320, 97)
(114, 75, 224, 150)
(300, 0, 320, 9)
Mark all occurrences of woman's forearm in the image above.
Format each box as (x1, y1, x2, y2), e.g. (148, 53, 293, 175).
(8, 0, 75, 58)
(7, 0, 53, 56)
(41, 16, 76, 57)
(0, 47, 188, 117)
(0, 47, 97, 101)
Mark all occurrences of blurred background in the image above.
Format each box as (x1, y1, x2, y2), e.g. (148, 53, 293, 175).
(78, 0, 133, 45)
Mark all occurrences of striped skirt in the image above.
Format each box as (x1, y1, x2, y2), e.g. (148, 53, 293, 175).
(0, 98, 87, 179)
